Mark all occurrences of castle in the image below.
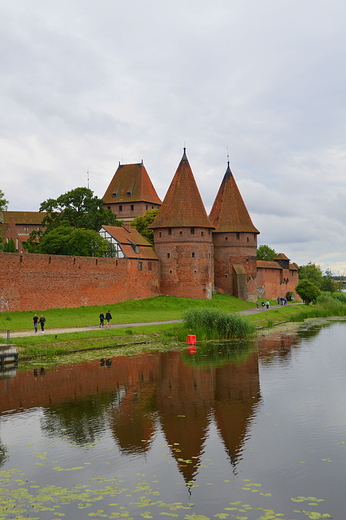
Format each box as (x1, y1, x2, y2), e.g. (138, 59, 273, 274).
(101, 148, 298, 302)
(0, 149, 298, 312)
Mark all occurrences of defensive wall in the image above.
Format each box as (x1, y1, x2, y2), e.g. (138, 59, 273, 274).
(0, 252, 160, 312)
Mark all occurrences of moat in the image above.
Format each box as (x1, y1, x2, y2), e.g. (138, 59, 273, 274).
(0, 322, 345, 519)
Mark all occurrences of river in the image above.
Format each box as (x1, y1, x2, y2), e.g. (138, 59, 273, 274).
(0, 320, 345, 519)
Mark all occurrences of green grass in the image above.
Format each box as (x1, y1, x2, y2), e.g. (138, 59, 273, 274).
(7, 323, 179, 358)
(0, 294, 255, 331)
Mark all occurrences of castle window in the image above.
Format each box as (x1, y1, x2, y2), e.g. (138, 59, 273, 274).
(190, 227, 194, 235)
(138, 262, 143, 270)
(146, 205, 148, 210)
(236, 233, 240, 240)
(179, 231, 183, 236)
(247, 237, 249, 242)
(167, 253, 170, 258)
(192, 252, 195, 258)
(119, 205, 122, 212)
(225, 236, 228, 241)
(107, 206, 111, 210)
(168, 228, 172, 235)
(24, 226, 29, 232)
(131, 204, 134, 211)
(148, 261, 152, 270)
(201, 231, 204, 236)
(159, 232, 162, 238)
(246, 258, 249, 263)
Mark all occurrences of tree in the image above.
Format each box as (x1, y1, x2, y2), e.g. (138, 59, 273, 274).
(25, 187, 122, 255)
(257, 244, 277, 261)
(39, 187, 122, 232)
(321, 268, 338, 293)
(131, 208, 159, 246)
(298, 262, 323, 289)
(295, 279, 320, 304)
(0, 190, 8, 213)
(37, 225, 110, 257)
(3, 239, 16, 252)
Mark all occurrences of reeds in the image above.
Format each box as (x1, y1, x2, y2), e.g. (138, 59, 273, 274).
(182, 308, 255, 340)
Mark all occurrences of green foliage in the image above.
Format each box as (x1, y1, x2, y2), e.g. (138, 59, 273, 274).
(257, 244, 277, 261)
(35, 225, 110, 257)
(131, 208, 159, 245)
(295, 279, 320, 304)
(3, 238, 16, 252)
(291, 293, 346, 321)
(183, 308, 255, 339)
(299, 262, 323, 288)
(0, 189, 8, 213)
(25, 187, 122, 255)
(40, 187, 122, 232)
(320, 269, 338, 293)
(286, 291, 294, 301)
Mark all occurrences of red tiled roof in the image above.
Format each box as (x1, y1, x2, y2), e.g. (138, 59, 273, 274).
(1, 211, 46, 225)
(274, 253, 290, 260)
(102, 163, 162, 205)
(101, 225, 158, 260)
(209, 163, 259, 234)
(149, 150, 213, 229)
(256, 260, 282, 269)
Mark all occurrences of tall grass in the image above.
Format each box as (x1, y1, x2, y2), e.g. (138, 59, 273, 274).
(291, 294, 346, 322)
(183, 308, 255, 340)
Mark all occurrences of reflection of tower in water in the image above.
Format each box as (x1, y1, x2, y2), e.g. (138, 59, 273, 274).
(213, 351, 261, 472)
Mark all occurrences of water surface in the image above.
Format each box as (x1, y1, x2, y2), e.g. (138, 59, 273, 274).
(0, 322, 345, 519)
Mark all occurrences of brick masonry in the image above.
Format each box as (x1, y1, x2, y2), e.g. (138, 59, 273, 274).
(0, 252, 160, 312)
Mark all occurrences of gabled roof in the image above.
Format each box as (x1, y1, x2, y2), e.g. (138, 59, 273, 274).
(149, 149, 213, 229)
(274, 253, 290, 261)
(1, 211, 46, 225)
(209, 163, 259, 234)
(256, 260, 282, 269)
(101, 225, 158, 260)
(102, 162, 162, 205)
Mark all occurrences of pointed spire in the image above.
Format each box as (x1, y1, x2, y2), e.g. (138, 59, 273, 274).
(209, 163, 259, 234)
(149, 150, 213, 229)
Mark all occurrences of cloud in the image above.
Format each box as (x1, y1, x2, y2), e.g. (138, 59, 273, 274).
(1, 0, 346, 272)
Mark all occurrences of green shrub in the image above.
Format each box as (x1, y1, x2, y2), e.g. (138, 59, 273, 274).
(182, 308, 255, 340)
(286, 291, 294, 301)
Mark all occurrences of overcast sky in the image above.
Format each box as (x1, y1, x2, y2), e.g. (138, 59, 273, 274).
(1, 1, 346, 272)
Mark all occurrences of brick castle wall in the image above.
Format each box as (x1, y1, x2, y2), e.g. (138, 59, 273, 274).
(0, 252, 160, 312)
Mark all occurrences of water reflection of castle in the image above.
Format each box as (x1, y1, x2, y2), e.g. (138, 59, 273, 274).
(0, 347, 273, 482)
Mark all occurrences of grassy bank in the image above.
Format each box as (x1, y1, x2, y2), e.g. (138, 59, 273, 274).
(3, 293, 346, 364)
(0, 294, 255, 331)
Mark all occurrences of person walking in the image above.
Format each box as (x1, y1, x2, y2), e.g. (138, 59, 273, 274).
(33, 314, 39, 333)
(99, 312, 105, 327)
(105, 310, 112, 327)
(39, 315, 46, 333)
(265, 301, 270, 309)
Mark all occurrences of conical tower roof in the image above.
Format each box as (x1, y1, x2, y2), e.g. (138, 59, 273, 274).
(102, 162, 162, 205)
(209, 162, 259, 233)
(149, 149, 213, 229)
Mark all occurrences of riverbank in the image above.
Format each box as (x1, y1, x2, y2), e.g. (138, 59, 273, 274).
(2, 293, 345, 364)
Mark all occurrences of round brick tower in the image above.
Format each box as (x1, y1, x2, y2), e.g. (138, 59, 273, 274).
(209, 162, 259, 301)
(149, 149, 214, 299)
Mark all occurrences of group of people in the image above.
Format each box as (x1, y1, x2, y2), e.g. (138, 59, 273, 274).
(32, 310, 113, 333)
(99, 311, 112, 327)
(33, 314, 46, 333)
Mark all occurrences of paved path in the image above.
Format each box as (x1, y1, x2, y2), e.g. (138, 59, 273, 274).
(1, 303, 302, 340)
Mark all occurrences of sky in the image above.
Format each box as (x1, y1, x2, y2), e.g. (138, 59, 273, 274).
(1, 0, 346, 272)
